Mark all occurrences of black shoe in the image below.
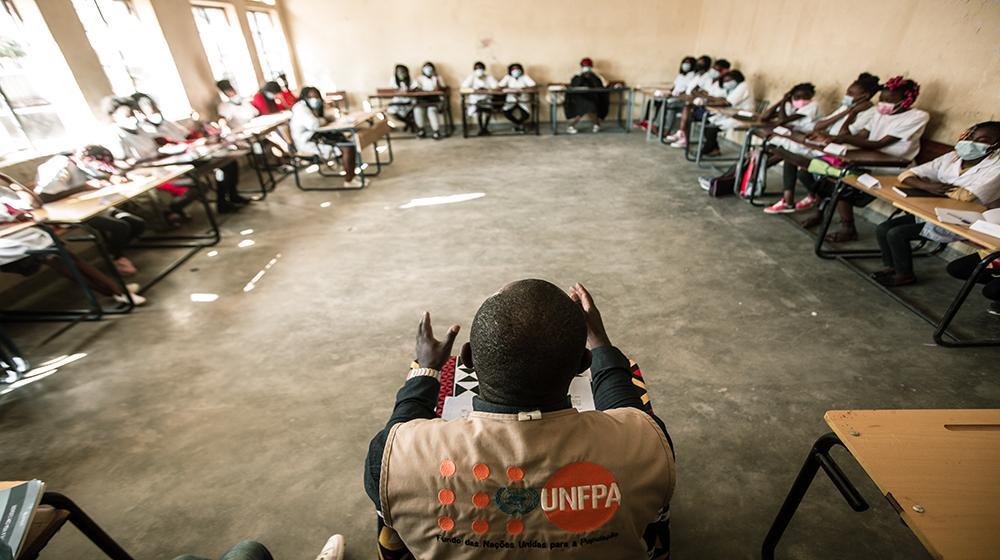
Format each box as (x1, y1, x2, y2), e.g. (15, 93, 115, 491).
(870, 269, 895, 280)
(477, 129, 489, 136)
(231, 195, 252, 205)
(416, 129, 427, 139)
(217, 203, 240, 214)
(432, 131, 442, 140)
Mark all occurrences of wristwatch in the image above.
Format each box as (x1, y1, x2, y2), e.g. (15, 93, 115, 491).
(407, 367, 441, 381)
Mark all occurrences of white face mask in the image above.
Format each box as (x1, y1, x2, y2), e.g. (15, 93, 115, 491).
(474, 68, 485, 78)
(115, 112, 138, 130)
(264, 91, 275, 100)
(580, 66, 592, 74)
(841, 94, 855, 107)
(722, 80, 738, 92)
(706, 68, 721, 80)
(680, 62, 692, 72)
(230, 95, 243, 105)
(147, 113, 163, 125)
(307, 98, 323, 110)
(422, 66, 434, 77)
(511, 69, 523, 78)
(954, 140, 991, 161)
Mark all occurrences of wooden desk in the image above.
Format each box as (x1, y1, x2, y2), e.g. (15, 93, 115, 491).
(39, 165, 192, 224)
(825, 409, 1000, 560)
(457, 88, 541, 137)
(367, 89, 455, 138)
(764, 410, 1000, 560)
(316, 110, 382, 133)
(290, 111, 392, 192)
(0, 220, 38, 239)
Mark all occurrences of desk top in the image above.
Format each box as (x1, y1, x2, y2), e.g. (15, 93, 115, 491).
(841, 149, 910, 167)
(845, 175, 999, 251)
(0, 220, 37, 239)
(826, 409, 1000, 560)
(458, 87, 540, 95)
(234, 112, 291, 137)
(316, 111, 383, 132)
(634, 84, 674, 95)
(546, 84, 628, 93)
(372, 89, 449, 98)
(39, 165, 192, 224)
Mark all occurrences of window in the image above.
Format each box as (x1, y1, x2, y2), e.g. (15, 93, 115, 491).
(0, 0, 93, 158)
(246, 9, 293, 88)
(71, 0, 190, 118)
(191, 4, 257, 96)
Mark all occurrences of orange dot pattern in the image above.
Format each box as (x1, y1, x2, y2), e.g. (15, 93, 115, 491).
(473, 463, 490, 480)
(472, 519, 489, 534)
(438, 516, 455, 531)
(506, 519, 524, 536)
(437, 488, 455, 505)
(506, 466, 525, 482)
(472, 491, 490, 508)
(439, 459, 456, 477)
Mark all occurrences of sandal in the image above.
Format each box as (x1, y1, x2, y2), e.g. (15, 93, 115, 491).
(870, 268, 895, 280)
(825, 229, 859, 243)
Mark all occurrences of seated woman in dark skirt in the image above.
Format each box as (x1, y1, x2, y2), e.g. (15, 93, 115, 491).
(565, 57, 610, 134)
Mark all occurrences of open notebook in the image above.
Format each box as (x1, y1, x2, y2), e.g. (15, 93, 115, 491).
(0, 480, 45, 559)
(936, 207, 1000, 239)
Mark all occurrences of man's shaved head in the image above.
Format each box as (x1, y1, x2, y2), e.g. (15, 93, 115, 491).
(469, 279, 588, 407)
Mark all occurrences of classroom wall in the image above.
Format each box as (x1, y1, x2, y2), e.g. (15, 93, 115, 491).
(283, 0, 999, 141)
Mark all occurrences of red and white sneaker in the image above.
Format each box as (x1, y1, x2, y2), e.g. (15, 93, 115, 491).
(794, 194, 819, 210)
(764, 199, 796, 214)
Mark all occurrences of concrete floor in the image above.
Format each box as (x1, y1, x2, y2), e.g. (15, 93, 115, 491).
(2, 131, 998, 560)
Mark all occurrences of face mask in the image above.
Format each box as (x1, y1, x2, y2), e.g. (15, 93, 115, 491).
(706, 68, 721, 79)
(264, 92, 275, 100)
(147, 113, 164, 125)
(230, 95, 243, 105)
(511, 69, 523, 78)
(116, 115, 138, 130)
(680, 62, 692, 72)
(876, 101, 896, 115)
(791, 98, 811, 109)
(474, 68, 485, 78)
(841, 95, 855, 107)
(307, 98, 323, 110)
(955, 140, 991, 161)
(422, 66, 433, 76)
(581, 66, 592, 74)
(722, 80, 738, 92)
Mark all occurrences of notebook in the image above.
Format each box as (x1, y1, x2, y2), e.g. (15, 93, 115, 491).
(0, 480, 45, 559)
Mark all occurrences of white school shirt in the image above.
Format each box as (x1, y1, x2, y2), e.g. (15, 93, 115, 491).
(0, 186, 51, 265)
(671, 71, 696, 96)
(143, 119, 189, 143)
(686, 72, 717, 95)
(389, 78, 415, 115)
(863, 108, 930, 162)
(117, 126, 162, 161)
(290, 100, 337, 158)
(783, 100, 821, 133)
(34, 155, 96, 198)
(413, 74, 445, 92)
(827, 105, 877, 136)
(709, 81, 754, 131)
(904, 152, 1000, 242)
(460, 73, 498, 115)
(497, 73, 537, 111)
(218, 98, 259, 128)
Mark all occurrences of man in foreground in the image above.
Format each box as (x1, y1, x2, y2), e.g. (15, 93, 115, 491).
(364, 280, 675, 558)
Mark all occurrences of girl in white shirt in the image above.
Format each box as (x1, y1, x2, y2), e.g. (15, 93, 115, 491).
(461, 61, 498, 136)
(498, 63, 536, 133)
(388, 64, 415, 129)
(290, 86, 360, 188)
(808, 75, 929, 242)
(764, 73, 882, 215)
(215, 79, 259, 128)
(873, 121, 1000, 287)
(412, 62, 446, 140)
(697, 70, 752, 156)
(640, 56, 695, 132)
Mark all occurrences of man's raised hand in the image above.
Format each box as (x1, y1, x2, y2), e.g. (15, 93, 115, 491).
(568, 283, 612, 350)
(414, 311, 460, 371)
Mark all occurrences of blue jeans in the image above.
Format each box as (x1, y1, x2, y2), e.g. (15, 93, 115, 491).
(173, 540, 273, 560)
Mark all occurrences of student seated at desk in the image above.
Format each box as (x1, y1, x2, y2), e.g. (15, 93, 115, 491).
(872, 121, 1000, 287)
(763, 72, 880, 214)
(365, 281, 675, 559)
(498, 62, 536, 133)
(692, 70, 753, 157)
(0, 180, 145, 305)
(111, 96, 248, 214)
(216, 79, 260, 129)
(461, 61, 498, 136)
(34, 145, 147, 277)
(387, 64, 416, 129)
(638, 56, 695, 131)
(251, 81, 284, 116)
(665, 58, 731, 148)
(565, 57, 609, 134)
(413, 62, 447, 140)
(802, 75, 929, 242)
(289, 86, 361, 188)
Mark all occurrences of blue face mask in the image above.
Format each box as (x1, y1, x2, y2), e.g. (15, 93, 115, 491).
(307, 98, 323, 110)
(680, 62, 692, 72)
(706, 68, 721, 80)
(511, 69, 523, 78)
(955, 140, 991, 161)
(841, 95, 855, 107)
(722, 80, 738, 92)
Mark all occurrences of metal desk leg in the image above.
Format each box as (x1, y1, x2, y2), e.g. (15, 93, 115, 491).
(550, 99, 558, 135)
(933, 250, 1000, 347)
(734, 129, 753, 195)
(813, 174, 883, 259)
(625, 88, 634, 133)
(761, 432, 869, 560)
(63, 223, 135, 313)
(41, 492, 135, 560)
(460, 94, 469, 138)
(533, 94, 540, 136)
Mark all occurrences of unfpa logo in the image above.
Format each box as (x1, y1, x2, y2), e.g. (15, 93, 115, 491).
(540, 462, 621, 532)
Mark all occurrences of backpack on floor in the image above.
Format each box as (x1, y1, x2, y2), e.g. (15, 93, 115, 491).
(708, 173, 736, 197)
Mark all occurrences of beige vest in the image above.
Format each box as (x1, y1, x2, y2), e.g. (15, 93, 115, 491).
(380, 407, 675, 559)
